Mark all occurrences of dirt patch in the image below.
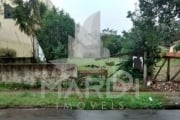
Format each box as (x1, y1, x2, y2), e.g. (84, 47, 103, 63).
(152, 82, 180, 92)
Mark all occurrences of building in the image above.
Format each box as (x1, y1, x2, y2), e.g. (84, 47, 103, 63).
(0, 0, 53, 63)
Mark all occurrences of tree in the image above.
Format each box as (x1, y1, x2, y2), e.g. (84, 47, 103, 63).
(13, 0, 45, 58)
(152, 0, 180, 23)
(147, 0, 180, 46)
(119, 0, 162, 82)
(36, 8, 75, 61)
(101, 28, 122, 56)
(13, 0, 42, 35)
(13, 0, 75, 61)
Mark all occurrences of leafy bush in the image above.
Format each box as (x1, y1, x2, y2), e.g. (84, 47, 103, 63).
(0, 82, 32, 90)
(0, 80, 44, 90)
(174, 43, 180, 51)
(0, 48, 16, 57)
(34, 79, 42, 88)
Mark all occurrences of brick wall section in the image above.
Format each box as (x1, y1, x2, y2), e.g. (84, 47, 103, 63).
(0, 64, 77, 84)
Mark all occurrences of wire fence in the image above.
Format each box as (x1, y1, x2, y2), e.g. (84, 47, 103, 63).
(154, 59, 180, 82)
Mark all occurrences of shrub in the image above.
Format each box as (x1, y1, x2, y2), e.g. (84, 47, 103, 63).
(0, 82, 32, 90)
(0, 48, 16, 57)
(34, 79, 42, 88)
(174, 43, 180, 51)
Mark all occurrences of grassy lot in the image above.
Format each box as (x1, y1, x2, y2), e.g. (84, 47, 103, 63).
(0, 92, 165, 109)
(68, 58, 179, 80)
(68, 58, 121, 75)
(68, 58, 120, 67)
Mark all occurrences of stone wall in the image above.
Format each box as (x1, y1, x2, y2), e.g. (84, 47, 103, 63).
(0, 64, 77, 84)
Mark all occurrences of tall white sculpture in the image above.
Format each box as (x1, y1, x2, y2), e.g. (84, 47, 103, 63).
(68, 12, 110, 58)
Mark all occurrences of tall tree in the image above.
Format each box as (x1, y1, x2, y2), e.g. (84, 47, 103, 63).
(101, 29, 122, 56)
(150, 0, 180, 45)
(36, 8, 75, 60)
(13, 0, 41, 35)
(13, 0, 44, 58)
(119, 0, 162, 82)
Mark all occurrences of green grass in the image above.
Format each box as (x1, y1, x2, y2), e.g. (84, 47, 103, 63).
(68, 58, 121, 75)
(0, 92, 165, 109)
(68, 57, 179, 80)
(0, 81, 41, 91)
(68, 58, 120, 67)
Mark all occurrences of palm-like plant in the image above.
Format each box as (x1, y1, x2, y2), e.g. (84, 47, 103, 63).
(13, 0, 42, 59)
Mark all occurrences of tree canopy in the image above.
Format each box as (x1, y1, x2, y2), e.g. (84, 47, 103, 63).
(13, 0, 75, 61)
(101, 28, 122, 56)
(13, 0, 42, 36)
(36, 8, 75, 60)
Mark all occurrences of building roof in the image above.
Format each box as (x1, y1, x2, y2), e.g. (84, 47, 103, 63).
(165, 51, 180, 59)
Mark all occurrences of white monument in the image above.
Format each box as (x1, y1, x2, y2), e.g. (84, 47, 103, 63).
(68, 12, 110, 58)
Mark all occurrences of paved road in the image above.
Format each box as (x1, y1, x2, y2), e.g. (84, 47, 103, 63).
(0, 109, 180, 120)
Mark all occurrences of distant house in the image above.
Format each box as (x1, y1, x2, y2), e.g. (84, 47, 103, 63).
(0, 0, 53, 63)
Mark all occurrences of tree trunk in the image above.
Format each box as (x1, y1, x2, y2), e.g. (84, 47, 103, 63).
(143, 51, 147, 85)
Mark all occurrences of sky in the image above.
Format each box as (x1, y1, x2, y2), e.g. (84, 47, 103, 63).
(51, 0, 138, 34)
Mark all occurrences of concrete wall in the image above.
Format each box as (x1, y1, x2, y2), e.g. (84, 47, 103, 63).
(0, 64, 77, 84)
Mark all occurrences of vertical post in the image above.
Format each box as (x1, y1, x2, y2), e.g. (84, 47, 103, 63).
(32, 35, 37, 62)
(33, 36, 35, 58)
(166, 58, 170, 81)
(143, 51, 147, 85)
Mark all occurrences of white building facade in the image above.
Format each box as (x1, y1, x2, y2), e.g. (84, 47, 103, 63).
(0, 0, 52, 60)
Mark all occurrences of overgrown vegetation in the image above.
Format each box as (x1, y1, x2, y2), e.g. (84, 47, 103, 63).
(13, 0, 75, 61)
(174, 43, 180, 51)
(114, 0, 180, 81)
(0, 80, 42, 91)
(0, 48, 16, 57)
(36, 8, 75, 60)
(101, 28, 122, 56)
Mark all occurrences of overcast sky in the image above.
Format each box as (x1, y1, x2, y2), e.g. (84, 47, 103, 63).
(51, 0, 138, 34)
